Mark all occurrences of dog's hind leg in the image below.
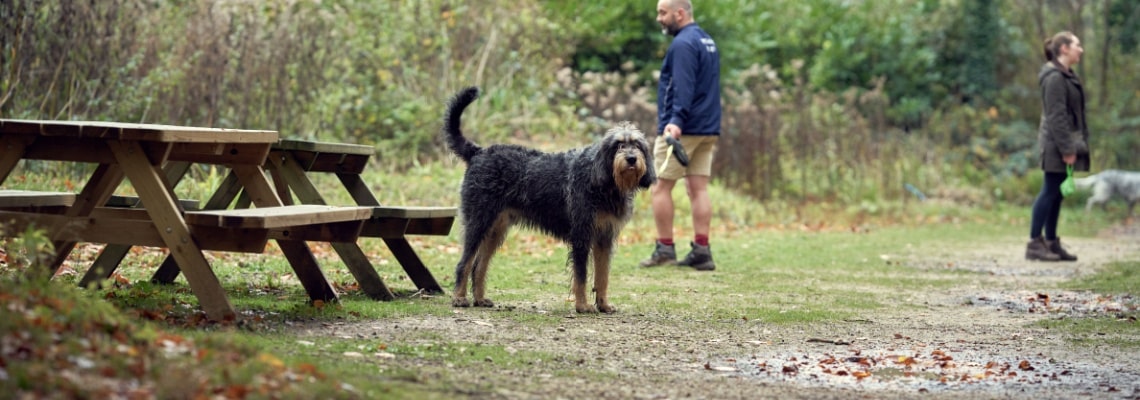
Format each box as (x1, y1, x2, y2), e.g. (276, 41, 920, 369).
(471, 213, 511, 308)
(1088, 182, 1112, 212)
(452, 212, 497, 307)
(452, 246, 478, 307)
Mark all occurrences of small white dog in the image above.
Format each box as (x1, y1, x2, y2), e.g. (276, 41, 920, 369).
(1074, 169, 1140, 216)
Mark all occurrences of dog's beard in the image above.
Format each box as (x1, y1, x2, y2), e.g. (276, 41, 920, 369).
(612, 154, 647, 193)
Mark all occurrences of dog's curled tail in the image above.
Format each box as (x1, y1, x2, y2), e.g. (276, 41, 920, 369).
(443, 86, 482, 162)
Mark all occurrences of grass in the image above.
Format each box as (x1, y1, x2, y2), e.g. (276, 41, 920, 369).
(2, 160, 1138, 397)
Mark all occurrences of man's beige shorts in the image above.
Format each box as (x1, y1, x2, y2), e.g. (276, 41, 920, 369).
(653, 135, 718, 181)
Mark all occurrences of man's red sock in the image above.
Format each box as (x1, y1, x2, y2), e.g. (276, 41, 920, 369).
(695, 234, 709, 246)
(658, 238, 674, 246)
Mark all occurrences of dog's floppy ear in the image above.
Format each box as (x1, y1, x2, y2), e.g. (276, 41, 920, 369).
(591, 133, 617, 188)
(639, 135, 656, 189)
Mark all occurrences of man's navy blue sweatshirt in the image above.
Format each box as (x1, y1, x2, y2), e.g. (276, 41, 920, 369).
(657, 23, 721, 136)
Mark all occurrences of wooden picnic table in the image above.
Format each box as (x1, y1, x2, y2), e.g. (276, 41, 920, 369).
(0, 119, 373, 321)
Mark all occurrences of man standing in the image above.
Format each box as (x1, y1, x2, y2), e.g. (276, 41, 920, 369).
(640, 0, 721, 271)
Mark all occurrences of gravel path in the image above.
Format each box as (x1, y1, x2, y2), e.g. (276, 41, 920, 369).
(295, 223, 1140, 399)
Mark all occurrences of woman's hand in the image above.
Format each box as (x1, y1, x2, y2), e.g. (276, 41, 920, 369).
(1063, 154, 1076, 165)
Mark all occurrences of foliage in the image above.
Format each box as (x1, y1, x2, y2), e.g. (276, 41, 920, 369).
(0, 276, 369, 398)
(954, 0, 1001, 105)
(1108, 0, 1140, 54)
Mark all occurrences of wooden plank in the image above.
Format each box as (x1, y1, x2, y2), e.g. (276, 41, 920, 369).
(274, 139, 374, 156)
(108, 140, 236, 321)
(104, 195, 199, 210)
(268, 221, 365, 243)
(16, 137, 268, 165)
(371, 206, 457, 219)
(404, 216, 456, 236)
(1, 119, 278, 143)
(0, 190, 76, 207)
(0, 211, 269, 252)
(297, 152, 370, 174)
(360, 218, 410, 238)
(21, 136, 117, 163)
(168, 142, 272, 165)
(183, 205, 372, 229)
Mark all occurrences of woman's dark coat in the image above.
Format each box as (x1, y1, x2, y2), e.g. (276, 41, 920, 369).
(1037, 61, 1090, 172)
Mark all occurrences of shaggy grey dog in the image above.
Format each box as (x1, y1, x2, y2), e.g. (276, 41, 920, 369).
(1074, 169, 1140, 216)
(443, 86, 654, 313)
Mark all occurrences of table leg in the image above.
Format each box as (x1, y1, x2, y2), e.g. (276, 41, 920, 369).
(108, 140, 236, 321)
(270, 153, 396, 300)
(335, 173, 381, 206)
(46, 163, 124, 276)
(231, 165, 339, 303)
(382, 237, 444, 294)
(335, 173, 444, 293)
(150, 169, 245, 284)
(0, 134, 33, 182)
(82, 162, 193, 288)
(79, 244, 130, 288)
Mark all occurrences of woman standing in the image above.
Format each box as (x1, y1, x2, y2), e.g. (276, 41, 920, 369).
(1026, 31, 1089, 262)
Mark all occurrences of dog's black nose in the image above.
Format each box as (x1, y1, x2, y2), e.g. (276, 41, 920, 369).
(626, 156, 638, 165)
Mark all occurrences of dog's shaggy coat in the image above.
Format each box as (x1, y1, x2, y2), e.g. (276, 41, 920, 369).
(443, 87, 654, 313)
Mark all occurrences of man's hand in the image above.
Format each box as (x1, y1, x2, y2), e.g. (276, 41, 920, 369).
(1063, 154, 1076, 165)
(664, 123, 682, 139)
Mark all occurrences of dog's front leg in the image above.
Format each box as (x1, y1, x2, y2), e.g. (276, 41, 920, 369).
(591, 242, 615, 314)
(570, 241, 596, 313)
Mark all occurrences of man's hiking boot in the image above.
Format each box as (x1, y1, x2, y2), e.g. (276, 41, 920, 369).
(639, 242, 676, 267)
(1046, 238, 1078, 262)
(677, 242, 715, 271)
(1025, 237, 1060, 261)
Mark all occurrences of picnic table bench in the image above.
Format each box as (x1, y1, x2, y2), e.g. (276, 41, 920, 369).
(0, 203, 372, 253)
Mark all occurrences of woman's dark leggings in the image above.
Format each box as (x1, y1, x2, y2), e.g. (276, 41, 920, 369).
(1030, 171, 1067, 240)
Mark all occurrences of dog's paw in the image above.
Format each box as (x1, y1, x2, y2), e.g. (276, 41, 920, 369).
(473, 298, 495, 308)
(452, 297, 471, 307)
(596, 303, 616, 314)
(575, 303, 598, 313)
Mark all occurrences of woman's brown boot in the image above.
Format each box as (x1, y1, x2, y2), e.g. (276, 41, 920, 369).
(1025, 237, 1060, 261)
(1046, 238, 1078, 262)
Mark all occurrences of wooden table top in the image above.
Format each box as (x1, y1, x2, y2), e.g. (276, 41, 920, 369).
(1, 119, 278, 143)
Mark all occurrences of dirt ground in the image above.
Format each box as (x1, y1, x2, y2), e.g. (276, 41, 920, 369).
(295, 224, 1140, 400)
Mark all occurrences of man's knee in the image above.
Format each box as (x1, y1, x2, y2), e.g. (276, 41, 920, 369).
(653, 179, 677, 195)
(684, 176, 709, 195)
